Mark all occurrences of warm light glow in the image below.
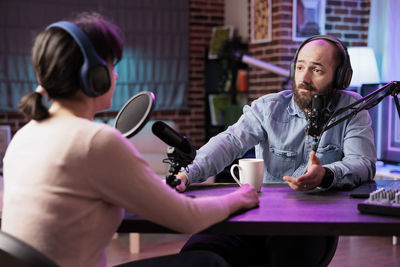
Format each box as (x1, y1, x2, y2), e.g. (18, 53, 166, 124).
(348, 47, 381, 87)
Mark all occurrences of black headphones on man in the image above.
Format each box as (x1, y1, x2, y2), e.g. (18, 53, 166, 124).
(289, 35, 353, 90)
(46, 21, 111, 97)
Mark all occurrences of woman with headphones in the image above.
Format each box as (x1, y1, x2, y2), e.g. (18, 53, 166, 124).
(2, 12, 259, 267)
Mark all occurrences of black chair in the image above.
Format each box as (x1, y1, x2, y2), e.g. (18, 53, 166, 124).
(318, 236, 339, 267)
(0, 231, 58, 267)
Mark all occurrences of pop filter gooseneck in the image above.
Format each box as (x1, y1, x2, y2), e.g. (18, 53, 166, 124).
(114, 91, 155, 138)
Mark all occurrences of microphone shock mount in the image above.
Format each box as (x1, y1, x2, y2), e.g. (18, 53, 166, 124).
(163, 146, 196, 188)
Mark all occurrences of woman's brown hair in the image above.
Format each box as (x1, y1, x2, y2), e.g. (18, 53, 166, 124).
(19, 12, 123, 120)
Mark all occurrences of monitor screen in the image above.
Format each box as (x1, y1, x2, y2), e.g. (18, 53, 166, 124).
(360, 83, 400, 164)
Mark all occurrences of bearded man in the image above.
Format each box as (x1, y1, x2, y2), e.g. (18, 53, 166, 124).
(175, 35, 376, 267)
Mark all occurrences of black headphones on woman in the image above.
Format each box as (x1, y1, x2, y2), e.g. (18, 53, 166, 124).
(289, 35, 353, 90)
(46, 21, 111, 97)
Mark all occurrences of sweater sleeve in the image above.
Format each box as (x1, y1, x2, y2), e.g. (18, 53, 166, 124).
(85, 126, 230, 234)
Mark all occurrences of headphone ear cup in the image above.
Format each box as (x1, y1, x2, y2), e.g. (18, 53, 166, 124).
(46, 21, 111, 97)
(334, 59, 353, 89)
(335, 65, 344, 89)
(89, 66, 111, 96)
(289, 61, 295, 80)
(341, 67, 353, 89)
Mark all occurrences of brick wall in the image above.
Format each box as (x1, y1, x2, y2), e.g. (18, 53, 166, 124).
(325, 0, 370, 45)
(149, 0, 225, 147)
(247, 0, 370, 102)
(0, 0, 370, 148)
(247, 0, 294, 101)
(147, 0, 371, 148)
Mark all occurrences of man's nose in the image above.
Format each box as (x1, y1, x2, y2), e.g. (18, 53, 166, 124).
(298, 69, 311, 84)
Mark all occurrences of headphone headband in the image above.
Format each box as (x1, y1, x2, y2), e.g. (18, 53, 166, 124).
(46, 21, 110, 97)
(290, 35, 353, 89)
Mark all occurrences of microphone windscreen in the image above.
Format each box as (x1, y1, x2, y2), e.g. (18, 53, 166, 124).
(114, 91, 155, 138)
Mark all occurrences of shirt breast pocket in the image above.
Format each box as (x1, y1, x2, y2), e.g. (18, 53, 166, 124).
(267, 147, 297, 179)
(317, 144, 342, 165)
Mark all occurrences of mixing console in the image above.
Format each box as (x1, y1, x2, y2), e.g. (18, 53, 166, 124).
(358, 186, 400, 217)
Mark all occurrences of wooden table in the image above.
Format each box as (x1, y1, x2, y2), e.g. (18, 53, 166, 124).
(118, 183, 400, 236)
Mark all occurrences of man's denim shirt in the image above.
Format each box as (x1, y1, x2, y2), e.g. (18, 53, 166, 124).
(186, 90, 377, 190)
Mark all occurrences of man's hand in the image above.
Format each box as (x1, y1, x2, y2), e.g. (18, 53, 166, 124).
(283, 151, 325, 191)
(175, 172, 188, 192)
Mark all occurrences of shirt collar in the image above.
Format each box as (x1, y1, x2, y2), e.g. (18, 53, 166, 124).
(326, 92, 340, 113)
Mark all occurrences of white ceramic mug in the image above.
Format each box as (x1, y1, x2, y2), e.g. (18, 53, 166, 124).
(230, 158, 264, 192)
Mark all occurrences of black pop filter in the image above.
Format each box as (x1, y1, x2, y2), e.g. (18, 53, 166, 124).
(114, 91, 155, 138)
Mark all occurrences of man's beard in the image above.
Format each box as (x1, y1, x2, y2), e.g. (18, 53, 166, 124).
(292, 82, 335, 112)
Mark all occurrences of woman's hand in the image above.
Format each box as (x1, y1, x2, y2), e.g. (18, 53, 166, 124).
(223, 184, 260, 213)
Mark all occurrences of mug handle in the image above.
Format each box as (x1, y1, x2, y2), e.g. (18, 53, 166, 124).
(230, 164, 242, 186)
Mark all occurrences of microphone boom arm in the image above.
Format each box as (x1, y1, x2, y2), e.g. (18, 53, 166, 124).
(315, 81, 400, 151)
(234, 52, 290, 78)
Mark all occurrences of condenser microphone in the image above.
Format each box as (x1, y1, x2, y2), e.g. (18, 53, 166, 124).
(306, 94, 327, 151)
(152, 121, 195, 156)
